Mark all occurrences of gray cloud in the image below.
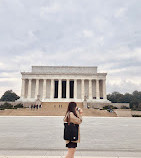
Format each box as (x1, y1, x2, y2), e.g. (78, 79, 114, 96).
(0, 0, 141, 97)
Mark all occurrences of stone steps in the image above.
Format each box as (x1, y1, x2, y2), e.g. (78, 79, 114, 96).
(0, 107, 117, 116)
(0, 102, 117, 117)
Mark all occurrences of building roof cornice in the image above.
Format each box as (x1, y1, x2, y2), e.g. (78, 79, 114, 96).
(21, 72, 107, 76)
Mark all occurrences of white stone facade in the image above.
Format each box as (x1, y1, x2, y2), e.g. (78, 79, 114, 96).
(18, 66, 110, 103)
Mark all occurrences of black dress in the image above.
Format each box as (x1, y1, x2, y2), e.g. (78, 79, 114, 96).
(66, 141, 77, 148)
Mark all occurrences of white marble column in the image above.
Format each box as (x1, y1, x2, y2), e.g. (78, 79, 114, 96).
(35, 79, 39, 99)
(103, 79, 107, 99)
(66, 79, 69, 99)
(27, 79, 32, 98)
(89, 79, 92, 100)
(43, 79, 47, 99)
(58, 79, 62, 99)
(21, 79, 25, 98)
(50, 79, 54, 99)
(81, 79, 85, 100)
(96, 79, 100, 99)
(74, 79, 77, 99)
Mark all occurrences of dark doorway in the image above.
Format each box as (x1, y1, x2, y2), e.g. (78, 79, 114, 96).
(70, 80, 74, 98)
(62, 81, 66, 98)
(54, 81, 58, 98)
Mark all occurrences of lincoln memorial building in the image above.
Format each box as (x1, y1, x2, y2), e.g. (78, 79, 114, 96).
(18, 66, 110, 105)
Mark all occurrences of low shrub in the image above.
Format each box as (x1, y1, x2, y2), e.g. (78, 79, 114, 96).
(0, 102, 13, 109)
(121, 106, 129, 109)
(14, 103, 23, 109)
(0, 102, 23, 110)
(103, 105, 118, 110)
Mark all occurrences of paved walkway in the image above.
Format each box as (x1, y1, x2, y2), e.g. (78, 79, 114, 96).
(0, 156, 140, 158)
(0, 117, 140, 157)
(0, 150, 140, 157)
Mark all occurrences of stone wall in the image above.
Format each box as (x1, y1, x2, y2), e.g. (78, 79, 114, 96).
(131, 110, 141, 116)
(113, 109, 132, 117)
(88, 102, 110, 109)
(111, 103, 130, 108)
(87, 102, 130, 109)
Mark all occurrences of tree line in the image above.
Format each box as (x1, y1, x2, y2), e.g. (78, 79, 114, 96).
(107, 91, 141, 110)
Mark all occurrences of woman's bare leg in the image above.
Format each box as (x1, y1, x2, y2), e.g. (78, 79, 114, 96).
(72, 148, 76, 158)
(65, 148, 76, 158)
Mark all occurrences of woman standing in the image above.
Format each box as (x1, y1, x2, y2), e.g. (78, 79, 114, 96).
(63, 102, 83, 158)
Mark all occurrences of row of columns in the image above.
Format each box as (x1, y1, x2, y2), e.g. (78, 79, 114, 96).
(21, 79, 107, 100)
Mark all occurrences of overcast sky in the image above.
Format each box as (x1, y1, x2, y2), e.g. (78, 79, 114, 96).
(0, 0, 141, 97)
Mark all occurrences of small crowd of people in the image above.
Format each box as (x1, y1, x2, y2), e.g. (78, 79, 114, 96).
(30, 104, 42, 109)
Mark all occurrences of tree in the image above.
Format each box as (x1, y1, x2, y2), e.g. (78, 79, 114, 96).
(107, 90, 141, 111)
(123, 93, 133, 103)
(132, 91, 141, 102)
(107, 91, 124, 103)
(0, 90, 20, 102)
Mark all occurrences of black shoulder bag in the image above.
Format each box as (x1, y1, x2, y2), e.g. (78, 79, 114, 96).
(63, 112, 79, 141)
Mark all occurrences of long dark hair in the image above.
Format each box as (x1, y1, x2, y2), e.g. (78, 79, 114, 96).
(65, 102, 78, 122)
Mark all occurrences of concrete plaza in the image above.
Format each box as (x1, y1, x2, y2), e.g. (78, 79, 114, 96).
(0, 156, 140, 158)
(0, 116, 141, 157)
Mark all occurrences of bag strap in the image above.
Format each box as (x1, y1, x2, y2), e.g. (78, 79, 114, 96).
(68, 112, 70, 125)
